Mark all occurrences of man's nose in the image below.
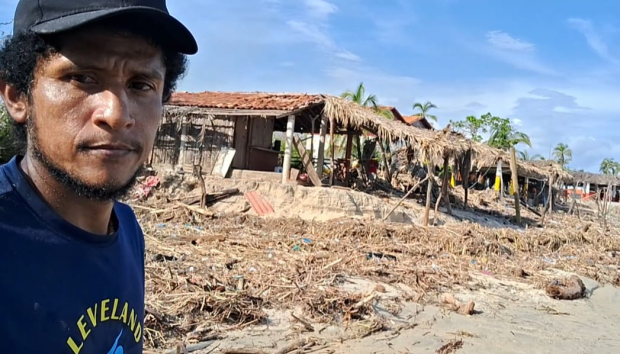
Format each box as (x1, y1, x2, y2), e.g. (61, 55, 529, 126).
(92, 89, 134, 130)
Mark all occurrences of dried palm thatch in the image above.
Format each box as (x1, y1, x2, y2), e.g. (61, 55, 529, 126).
(322, 96, 473, 166)
(528, 160, 574, 184)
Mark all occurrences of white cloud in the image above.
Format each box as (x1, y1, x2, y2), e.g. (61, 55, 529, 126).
(335, 50, 362, 62)
(287, 13, 362, 62)
(568, 18, 620, 66)
(287, 20, 334, 48)
(304, 0, 338, 19)
(487, 30, 535, 52)
(512, 118, 523, 126)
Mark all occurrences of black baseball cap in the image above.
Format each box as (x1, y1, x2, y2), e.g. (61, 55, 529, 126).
(13, 0, 198, 54)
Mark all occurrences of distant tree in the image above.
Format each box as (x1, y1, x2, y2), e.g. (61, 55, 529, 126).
(518, 150, 542, 161)
(413, 101, 438, 122)
(600, 158, 619, 176)
(553, 143, 572, 169)
(450, 115, 488, 142)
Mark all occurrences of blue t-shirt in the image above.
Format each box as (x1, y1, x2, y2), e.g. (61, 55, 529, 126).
(0, 157, 145, 353)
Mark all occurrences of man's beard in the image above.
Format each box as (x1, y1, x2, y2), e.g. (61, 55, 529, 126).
(27, 119, 142, 202)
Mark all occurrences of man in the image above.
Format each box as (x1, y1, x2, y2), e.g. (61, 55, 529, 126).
(0, 0, 197, 352)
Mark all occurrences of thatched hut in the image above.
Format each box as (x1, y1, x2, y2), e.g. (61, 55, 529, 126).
(570, 171, 620, 201)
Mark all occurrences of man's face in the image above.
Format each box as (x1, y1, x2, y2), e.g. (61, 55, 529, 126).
(28, 26, 165, 199)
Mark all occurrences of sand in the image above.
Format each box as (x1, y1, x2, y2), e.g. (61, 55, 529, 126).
(187, 271, 620, 354)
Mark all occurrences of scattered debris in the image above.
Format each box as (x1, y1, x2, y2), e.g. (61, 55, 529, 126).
(513, 267, 529, 278)
(436, 339, 464, 354)
(546, 276, 586, 300)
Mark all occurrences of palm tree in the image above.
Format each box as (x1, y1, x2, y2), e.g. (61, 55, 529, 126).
(517, 150, 542, 161)
(488, 130, 531, 151)
(600, 158, 618, 175)
(341, 82, 378, 108)
(553, 143, 572, 168)
(412, 101, 438, 122)
(341, 83, 393, 180)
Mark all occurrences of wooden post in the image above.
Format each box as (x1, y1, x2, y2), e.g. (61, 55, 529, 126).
(310, 115, 318, 164)
(282, 114, 295, 184)
(355, 134, 367, 181)
(509, 147, 521, 225)
(424, 162, 433, 226)
(541, 176, 554, 224)
(462, 150, 471, 207)
(316, 114, 328, 179)
(549, 179, 554, 213)
(329, 117, 335, 186)
(441, 157, 452, 215)
(344, 129, 353, 185)
(177, 116, 188, 171)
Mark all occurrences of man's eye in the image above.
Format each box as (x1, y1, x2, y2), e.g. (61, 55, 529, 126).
(130, 82, 155, 91)
(69, 74, 96, 84)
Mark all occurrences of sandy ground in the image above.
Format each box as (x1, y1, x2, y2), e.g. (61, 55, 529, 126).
(186, 271, 620, 354)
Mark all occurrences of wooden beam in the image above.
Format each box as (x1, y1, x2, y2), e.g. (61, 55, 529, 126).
(282, 114, 295, 184)
(510, 147, 521, 225)
(292, 135, 322, 187)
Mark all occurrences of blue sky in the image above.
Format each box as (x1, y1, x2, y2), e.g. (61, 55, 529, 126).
(1, 0, 619, 172)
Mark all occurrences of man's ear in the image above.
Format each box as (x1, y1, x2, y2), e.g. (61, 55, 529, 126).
(0, 81, 28, 124)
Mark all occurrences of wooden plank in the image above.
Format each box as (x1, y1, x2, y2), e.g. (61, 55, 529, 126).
(292, 136, 323, 187)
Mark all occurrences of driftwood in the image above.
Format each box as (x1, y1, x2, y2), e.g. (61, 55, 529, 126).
(546, 276, 586, 300)
(440, 293, 476, 315)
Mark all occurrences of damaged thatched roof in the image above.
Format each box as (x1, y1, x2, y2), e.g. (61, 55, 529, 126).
(571, 171, 620, 186)
(322, 96, 473, 164)
(472, 148, 573, 183)
(527, 160, 574, 184)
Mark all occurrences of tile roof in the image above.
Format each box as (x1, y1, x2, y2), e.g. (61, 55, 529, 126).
(401, 115, 434, 130)
(169, 91, 324, 111)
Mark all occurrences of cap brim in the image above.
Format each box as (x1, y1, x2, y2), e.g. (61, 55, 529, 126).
(29, 7, 198, 54)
